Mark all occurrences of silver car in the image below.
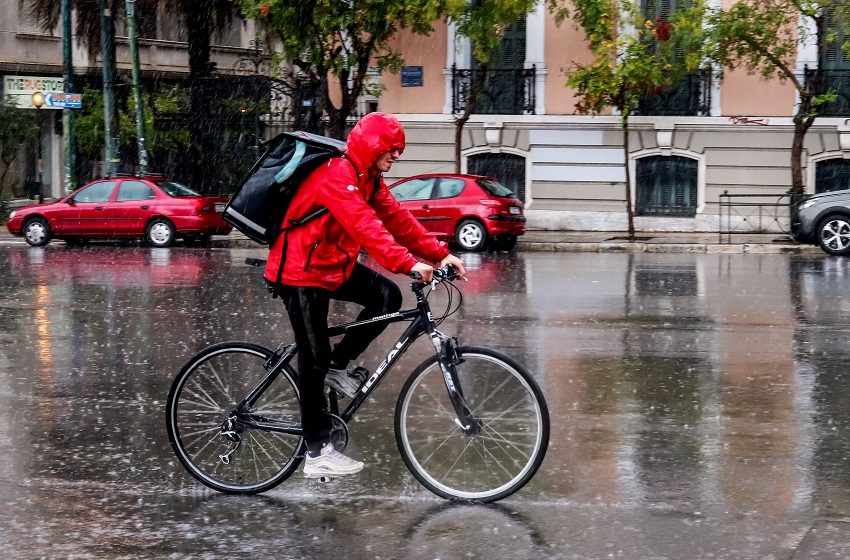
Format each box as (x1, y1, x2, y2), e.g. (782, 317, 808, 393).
(792, 190, 850, 255)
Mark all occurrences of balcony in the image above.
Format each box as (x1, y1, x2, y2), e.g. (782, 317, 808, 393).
(451, 64, 536, 115)
(635, 69, 712, 116)
(808, 68, 850, 117)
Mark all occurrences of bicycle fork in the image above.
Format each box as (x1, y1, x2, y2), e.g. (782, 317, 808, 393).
(430, 333, 481, 435)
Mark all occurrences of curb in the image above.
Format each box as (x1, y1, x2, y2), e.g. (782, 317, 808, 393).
(516, 241, 824, 255)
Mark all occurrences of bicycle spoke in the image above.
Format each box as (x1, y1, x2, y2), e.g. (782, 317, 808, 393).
(398, 350, 548, 501)
(168, 345, 304, 493)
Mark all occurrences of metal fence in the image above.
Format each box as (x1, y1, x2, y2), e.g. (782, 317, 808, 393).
(718, 191, 792, 243)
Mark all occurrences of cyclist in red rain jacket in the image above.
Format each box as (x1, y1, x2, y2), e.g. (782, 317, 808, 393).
(264, 112, 466, 478)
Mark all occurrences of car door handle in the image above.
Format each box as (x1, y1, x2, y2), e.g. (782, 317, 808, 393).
(140, 205, 149, 209)
(95, 206, 104, 210)
(421, 205, 430, 209)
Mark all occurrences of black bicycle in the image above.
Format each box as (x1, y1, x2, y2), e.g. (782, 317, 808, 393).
(166, 265, 549, 503)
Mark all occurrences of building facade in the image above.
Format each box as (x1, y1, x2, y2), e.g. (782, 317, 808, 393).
(0, 0, 256, 199)
(374, 2, 850, 232)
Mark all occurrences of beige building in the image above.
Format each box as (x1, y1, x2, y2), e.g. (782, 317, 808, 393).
(0, 0, 256, 199)
(373, 3, 850, 233)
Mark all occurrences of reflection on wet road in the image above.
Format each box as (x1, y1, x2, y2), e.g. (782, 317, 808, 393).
(2, 246, 850, 558)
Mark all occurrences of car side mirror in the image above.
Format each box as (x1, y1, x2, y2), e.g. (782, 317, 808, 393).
(65, 198, 75, 205)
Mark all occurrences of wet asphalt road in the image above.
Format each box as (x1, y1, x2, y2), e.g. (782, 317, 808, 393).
(2, 244, 850, 559)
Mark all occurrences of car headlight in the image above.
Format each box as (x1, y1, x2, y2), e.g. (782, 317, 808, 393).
(8, 210, 15, 219)
(799, 199, 818, 210)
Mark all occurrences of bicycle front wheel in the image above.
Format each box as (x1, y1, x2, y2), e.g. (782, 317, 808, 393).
(395, 346, 549, 503)
(166, 342, 304, 494)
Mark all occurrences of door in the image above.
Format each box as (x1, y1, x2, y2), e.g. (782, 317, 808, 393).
(428, 178, 467, 236)
(69, 181, 118, 235)
(389, 177, 437, 228)
(112, 180, 159, 235)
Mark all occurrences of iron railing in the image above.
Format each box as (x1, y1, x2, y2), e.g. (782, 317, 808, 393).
(451, 64, 536, 115)
(718, 191, 792, 243)
(806, 68, 850, 117)
(635, 69, 713, 116)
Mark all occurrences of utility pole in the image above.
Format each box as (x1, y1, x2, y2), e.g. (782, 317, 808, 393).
(61, 0, 76, 193)
(100, 0, 120, 176)
(126, 0, 148, 173)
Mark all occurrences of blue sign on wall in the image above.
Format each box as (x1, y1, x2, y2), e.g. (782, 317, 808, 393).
(401, 66, 423, 88)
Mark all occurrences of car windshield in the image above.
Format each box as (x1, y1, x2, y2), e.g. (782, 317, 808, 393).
(155, 180, 200, 197)
(477, 179, 514, 197)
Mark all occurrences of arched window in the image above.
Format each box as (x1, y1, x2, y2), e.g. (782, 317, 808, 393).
(467, 153, 526, 202)
(815, 159, 850, 193)
(636, 155, 698, 217)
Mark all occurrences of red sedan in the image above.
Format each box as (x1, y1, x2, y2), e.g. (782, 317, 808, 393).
(389, 174, 525, 251)
(7, 176, 232, 247)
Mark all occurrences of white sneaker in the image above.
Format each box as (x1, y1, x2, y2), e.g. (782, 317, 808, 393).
(303, 443, 365, 478)
(325, 366, 366, 399)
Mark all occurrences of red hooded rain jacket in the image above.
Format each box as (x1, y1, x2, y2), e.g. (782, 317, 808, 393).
(264, 113, 449, 290)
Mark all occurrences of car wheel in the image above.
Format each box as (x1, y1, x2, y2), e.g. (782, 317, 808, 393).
(146, 217, 175, 248)
(491, 235, 518, 252)
(23, 217, 52, 247)
(818, 214, 850, 256)
(455, 219, 488, 252)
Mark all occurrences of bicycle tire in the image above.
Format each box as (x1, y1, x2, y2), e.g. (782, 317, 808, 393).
(166, 341, 304, 494)
(394, 346, 549, 503)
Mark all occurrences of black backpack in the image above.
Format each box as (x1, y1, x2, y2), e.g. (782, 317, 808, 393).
(223, 131, 347, 245)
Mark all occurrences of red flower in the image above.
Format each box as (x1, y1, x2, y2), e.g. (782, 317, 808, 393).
(260, 3, 270, 17)
(654, 18, 672, 41)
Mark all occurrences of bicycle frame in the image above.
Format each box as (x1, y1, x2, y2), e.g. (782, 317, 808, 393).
(233, 279, 477, 436)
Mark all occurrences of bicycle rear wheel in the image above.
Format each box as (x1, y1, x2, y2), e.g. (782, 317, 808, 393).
(395, 346, 549, 503)
(166, 342, 304, 494)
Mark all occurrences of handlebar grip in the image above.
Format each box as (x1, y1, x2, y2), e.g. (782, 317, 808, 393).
(409, 271, 423, 280)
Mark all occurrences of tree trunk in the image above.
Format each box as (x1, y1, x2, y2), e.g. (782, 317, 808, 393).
(182, 1, 216, 193)
(454, 64, 489, 173)
(622, 114, 635, 239)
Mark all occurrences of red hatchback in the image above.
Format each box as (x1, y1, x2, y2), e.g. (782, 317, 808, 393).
(7, 176, 232, 247)
(388, 174, 525, 251)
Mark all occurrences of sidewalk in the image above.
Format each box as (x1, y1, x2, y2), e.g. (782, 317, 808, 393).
(0, 227, 824, 254)
(207, 229, 825, 255)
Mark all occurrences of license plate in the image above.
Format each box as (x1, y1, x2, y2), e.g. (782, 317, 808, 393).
(214, 203, 226, 213)
(509, 206, 521, 215)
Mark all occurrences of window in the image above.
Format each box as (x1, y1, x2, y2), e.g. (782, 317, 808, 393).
(819, 8, 850, 116)
(434, 179, 465, 199)
(391, 178, 435, 201)
(73, 181, 116, 203)
(154, 180, 200, 197)
(117, 180, 156, 201)
(635, 156, 698, 217)
(467, 153, 526, 202)
(815, 159, 850, 193)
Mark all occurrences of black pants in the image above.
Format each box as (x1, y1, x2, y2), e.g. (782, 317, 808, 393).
(279, 263, 403, 452)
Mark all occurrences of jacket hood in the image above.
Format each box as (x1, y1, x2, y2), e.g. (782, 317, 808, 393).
(345, 112, 405, 174)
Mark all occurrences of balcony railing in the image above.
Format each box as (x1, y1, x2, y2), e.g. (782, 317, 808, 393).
(635, 69, 712, 116)
(807, 68, 850, 117)
(451, 64, 536, 115)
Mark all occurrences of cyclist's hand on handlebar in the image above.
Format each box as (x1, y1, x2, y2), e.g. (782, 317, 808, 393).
(440, 254, 467, 280)
(410, 262, 434, 283)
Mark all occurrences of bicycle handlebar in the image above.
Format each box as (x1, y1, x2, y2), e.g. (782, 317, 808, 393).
(409, 264, 460, 283)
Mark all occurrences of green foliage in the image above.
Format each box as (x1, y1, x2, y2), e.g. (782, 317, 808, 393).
(239, 0, 447, 136)
(447, 0, 540, 66)
(0, 98, 39, 196)
(75, 85, 192, 159)
(566, 0, 706, 120)
(705, 0, 850, 86)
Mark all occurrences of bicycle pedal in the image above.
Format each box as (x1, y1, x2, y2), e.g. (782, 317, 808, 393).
(350, 366, 369, 383)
